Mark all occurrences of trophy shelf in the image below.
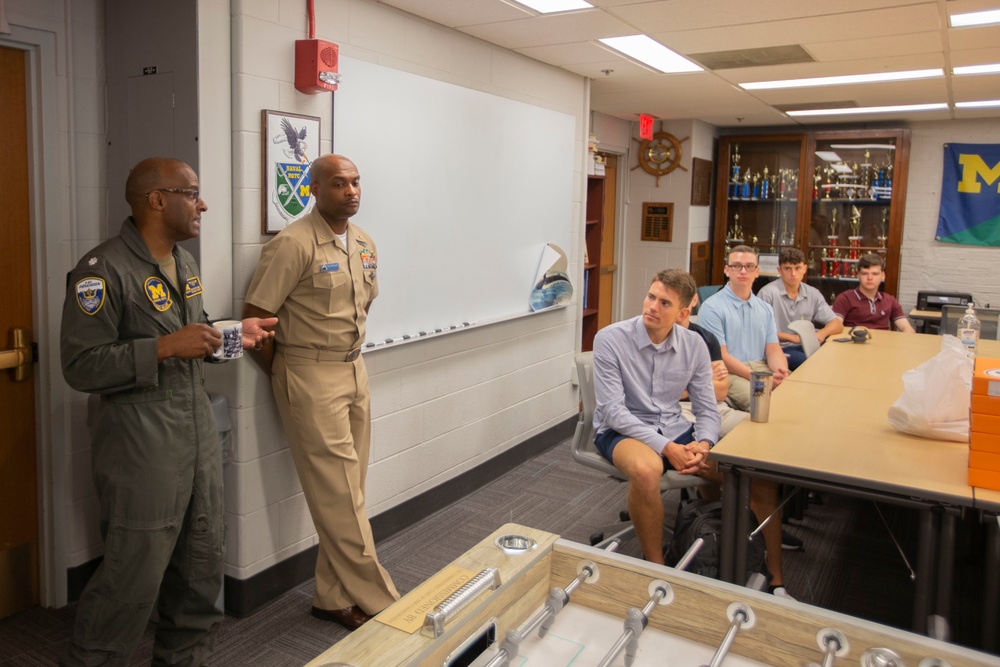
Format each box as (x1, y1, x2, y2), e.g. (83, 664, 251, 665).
(712, 129, 910, 300)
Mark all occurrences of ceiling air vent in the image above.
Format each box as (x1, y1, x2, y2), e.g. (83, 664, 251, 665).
(690, 44, 814, 71)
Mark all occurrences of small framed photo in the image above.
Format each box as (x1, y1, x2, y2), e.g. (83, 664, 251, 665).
(262, 110, 321, 234)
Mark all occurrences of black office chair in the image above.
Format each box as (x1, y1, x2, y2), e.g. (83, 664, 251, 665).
(940, 305, 999, 340)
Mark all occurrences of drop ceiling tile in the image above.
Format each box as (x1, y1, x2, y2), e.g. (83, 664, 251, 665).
(953, 74, 1000, 100)
(461, 9, 635, 49)
(804, 32, 943, 63)
(605, 1, 939, 34)
(947, 25, 1000, 51)
(949, 46, 1000, 67)
(375, 0, 530, 28)
(516, 41, 623, 66)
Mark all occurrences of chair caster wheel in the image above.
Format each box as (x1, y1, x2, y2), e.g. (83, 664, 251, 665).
(619, 510, 630, 522)
(589, 532, 604, 546)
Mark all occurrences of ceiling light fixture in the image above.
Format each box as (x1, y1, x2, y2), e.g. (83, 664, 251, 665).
(508, 0, 593, 14)
(829, 144, 896, 151)
(740, 68, 943, 90)
(955, 99, 1000, 109)
(949, 9, 1000, 27)
(953, 63, 1000, 76)
(598, 35, 702, 74)
(786, 103, 948, 117)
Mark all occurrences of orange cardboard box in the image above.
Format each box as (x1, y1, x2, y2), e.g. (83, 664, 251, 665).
(973, 357, 1000, 396)
(972, 394, 1000, 417)
(971, 431, 1000, 454)
(971, 412, 1000, 434)
(969, 467, 1000, 492)
(970, 450, 1000, 472)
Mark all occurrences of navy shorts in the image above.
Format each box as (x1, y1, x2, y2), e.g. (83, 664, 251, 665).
(594, 425, 696, 472)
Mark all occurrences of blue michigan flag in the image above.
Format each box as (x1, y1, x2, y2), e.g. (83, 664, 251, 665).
(936, 143, 1000, 246)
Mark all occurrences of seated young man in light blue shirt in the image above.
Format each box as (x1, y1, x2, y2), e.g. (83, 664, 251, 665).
(697, 245, 789, 412)
(758, 247, 843, 370)
(593, 269, 721, 565)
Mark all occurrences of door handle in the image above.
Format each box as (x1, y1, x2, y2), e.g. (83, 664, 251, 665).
(0, 328, 32, 382)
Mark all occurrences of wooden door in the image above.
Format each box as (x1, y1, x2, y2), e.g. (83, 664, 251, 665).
(0, 45, 40, 619)
(597, 155, 617, 330)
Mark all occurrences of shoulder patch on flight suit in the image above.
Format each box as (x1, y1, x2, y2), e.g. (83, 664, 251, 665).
(76, 277, 106, 315)
(144, 277, 173, 312)
(185, 275, 204, 298)
(360, 247, 377, 270)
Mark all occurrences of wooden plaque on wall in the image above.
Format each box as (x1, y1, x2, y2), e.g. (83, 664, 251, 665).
(641, 202, 673, 242)
(691, 157, 712, 206)
(690, 241, 710, 287)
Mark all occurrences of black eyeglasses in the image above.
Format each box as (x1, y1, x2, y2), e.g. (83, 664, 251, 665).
(148, 188, 200, 202)
(728, 263, 758, 272)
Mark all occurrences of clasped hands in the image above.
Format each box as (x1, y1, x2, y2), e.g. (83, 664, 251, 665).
(663, 440, 712, 476)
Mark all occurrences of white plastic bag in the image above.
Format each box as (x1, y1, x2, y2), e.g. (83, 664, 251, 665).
(887, 335, 973, 442)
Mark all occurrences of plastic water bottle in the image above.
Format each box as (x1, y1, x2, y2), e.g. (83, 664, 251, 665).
(958, 305, 980, 360)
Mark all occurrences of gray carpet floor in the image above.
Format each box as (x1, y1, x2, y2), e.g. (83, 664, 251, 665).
(0, 437, 990, 665)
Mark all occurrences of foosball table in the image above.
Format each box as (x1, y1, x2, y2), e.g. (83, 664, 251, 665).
(306, 524, 999, 666)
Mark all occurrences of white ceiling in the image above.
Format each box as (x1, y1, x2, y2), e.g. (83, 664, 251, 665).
(376, 0, 1000, 127)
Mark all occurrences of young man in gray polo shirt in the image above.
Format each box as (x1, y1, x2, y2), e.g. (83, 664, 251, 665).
(758, 248, 844, 370)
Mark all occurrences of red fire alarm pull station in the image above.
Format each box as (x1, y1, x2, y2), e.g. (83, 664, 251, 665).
(295, 39, 340, 94)
(639, 113, 654, 141)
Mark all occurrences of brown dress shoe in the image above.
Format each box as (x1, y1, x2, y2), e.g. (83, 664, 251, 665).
(310, 605, 372, 630)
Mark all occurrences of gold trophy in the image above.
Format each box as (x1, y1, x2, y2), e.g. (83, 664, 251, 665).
(878, 209, 888, 248)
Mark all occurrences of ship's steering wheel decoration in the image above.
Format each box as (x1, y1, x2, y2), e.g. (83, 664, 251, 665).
(632, 128, 689, 186)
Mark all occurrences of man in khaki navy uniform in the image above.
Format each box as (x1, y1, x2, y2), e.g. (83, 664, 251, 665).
(244, 154, 398, 631)
(60, 157, 275, 666)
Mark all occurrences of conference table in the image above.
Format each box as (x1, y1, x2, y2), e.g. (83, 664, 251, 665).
(712, 330, 1000, 639)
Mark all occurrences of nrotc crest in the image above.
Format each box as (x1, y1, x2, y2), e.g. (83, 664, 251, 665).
(144, 277, 173, 312)
(75, 277, 106, 315)
(273, 162, 312, 222)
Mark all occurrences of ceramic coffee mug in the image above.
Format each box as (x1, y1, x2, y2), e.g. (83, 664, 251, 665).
(212, 320, 243, 360)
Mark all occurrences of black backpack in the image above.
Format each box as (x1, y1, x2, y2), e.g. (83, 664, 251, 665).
(665, 498, 770, 586)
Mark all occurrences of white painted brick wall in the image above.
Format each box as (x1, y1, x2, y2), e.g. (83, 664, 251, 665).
(217, 0, 586, 580)
(898, 119, 1000, 311)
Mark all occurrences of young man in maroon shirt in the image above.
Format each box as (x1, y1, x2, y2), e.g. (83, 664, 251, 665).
(831, 253, 915, 332)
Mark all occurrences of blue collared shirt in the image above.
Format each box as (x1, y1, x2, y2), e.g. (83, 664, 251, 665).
(593, 316, 721, 455)
(697, 284, 778, 362)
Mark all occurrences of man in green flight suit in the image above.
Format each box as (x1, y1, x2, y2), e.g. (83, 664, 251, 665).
(60, 157, 276, 666)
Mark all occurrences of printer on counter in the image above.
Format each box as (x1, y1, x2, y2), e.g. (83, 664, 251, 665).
(916, 291, 973, 311)
(913, 291, 974, 334)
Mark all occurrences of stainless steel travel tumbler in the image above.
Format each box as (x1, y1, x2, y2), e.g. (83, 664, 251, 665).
(749, 370, 773, 423)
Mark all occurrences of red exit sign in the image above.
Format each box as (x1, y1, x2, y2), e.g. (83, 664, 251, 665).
(639, 113, 654, 140)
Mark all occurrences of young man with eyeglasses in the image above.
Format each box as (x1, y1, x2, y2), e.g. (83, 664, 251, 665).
(831, 253, 914, 332)
(758, 248, 844, 370)
(697, 245, 790, 412)
(695, 247, 799, 596)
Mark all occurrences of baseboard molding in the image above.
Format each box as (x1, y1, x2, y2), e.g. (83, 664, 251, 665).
(67, 416, 576, 616)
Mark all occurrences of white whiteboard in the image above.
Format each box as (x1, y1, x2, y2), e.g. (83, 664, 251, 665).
(333, 57, 575, 345)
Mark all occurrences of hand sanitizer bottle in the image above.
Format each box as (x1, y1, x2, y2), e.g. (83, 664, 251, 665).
(958, 305, 980, 360)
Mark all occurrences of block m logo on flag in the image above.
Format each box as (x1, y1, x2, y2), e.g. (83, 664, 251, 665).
(937, 143, 1000, 246)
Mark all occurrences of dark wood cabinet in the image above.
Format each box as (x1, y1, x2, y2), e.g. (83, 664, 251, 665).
(712, 129, 910, 299)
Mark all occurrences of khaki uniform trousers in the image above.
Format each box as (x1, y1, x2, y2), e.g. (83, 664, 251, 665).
(726, 360, 772, 412)
(271, 348, 399, 613)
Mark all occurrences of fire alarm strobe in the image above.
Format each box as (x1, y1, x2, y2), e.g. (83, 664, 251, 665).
(295, 39, 341, 94)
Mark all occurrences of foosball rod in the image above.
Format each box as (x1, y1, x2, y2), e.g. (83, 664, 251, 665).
(479, 559, 599, 667)
(700, 603, 755, 667)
